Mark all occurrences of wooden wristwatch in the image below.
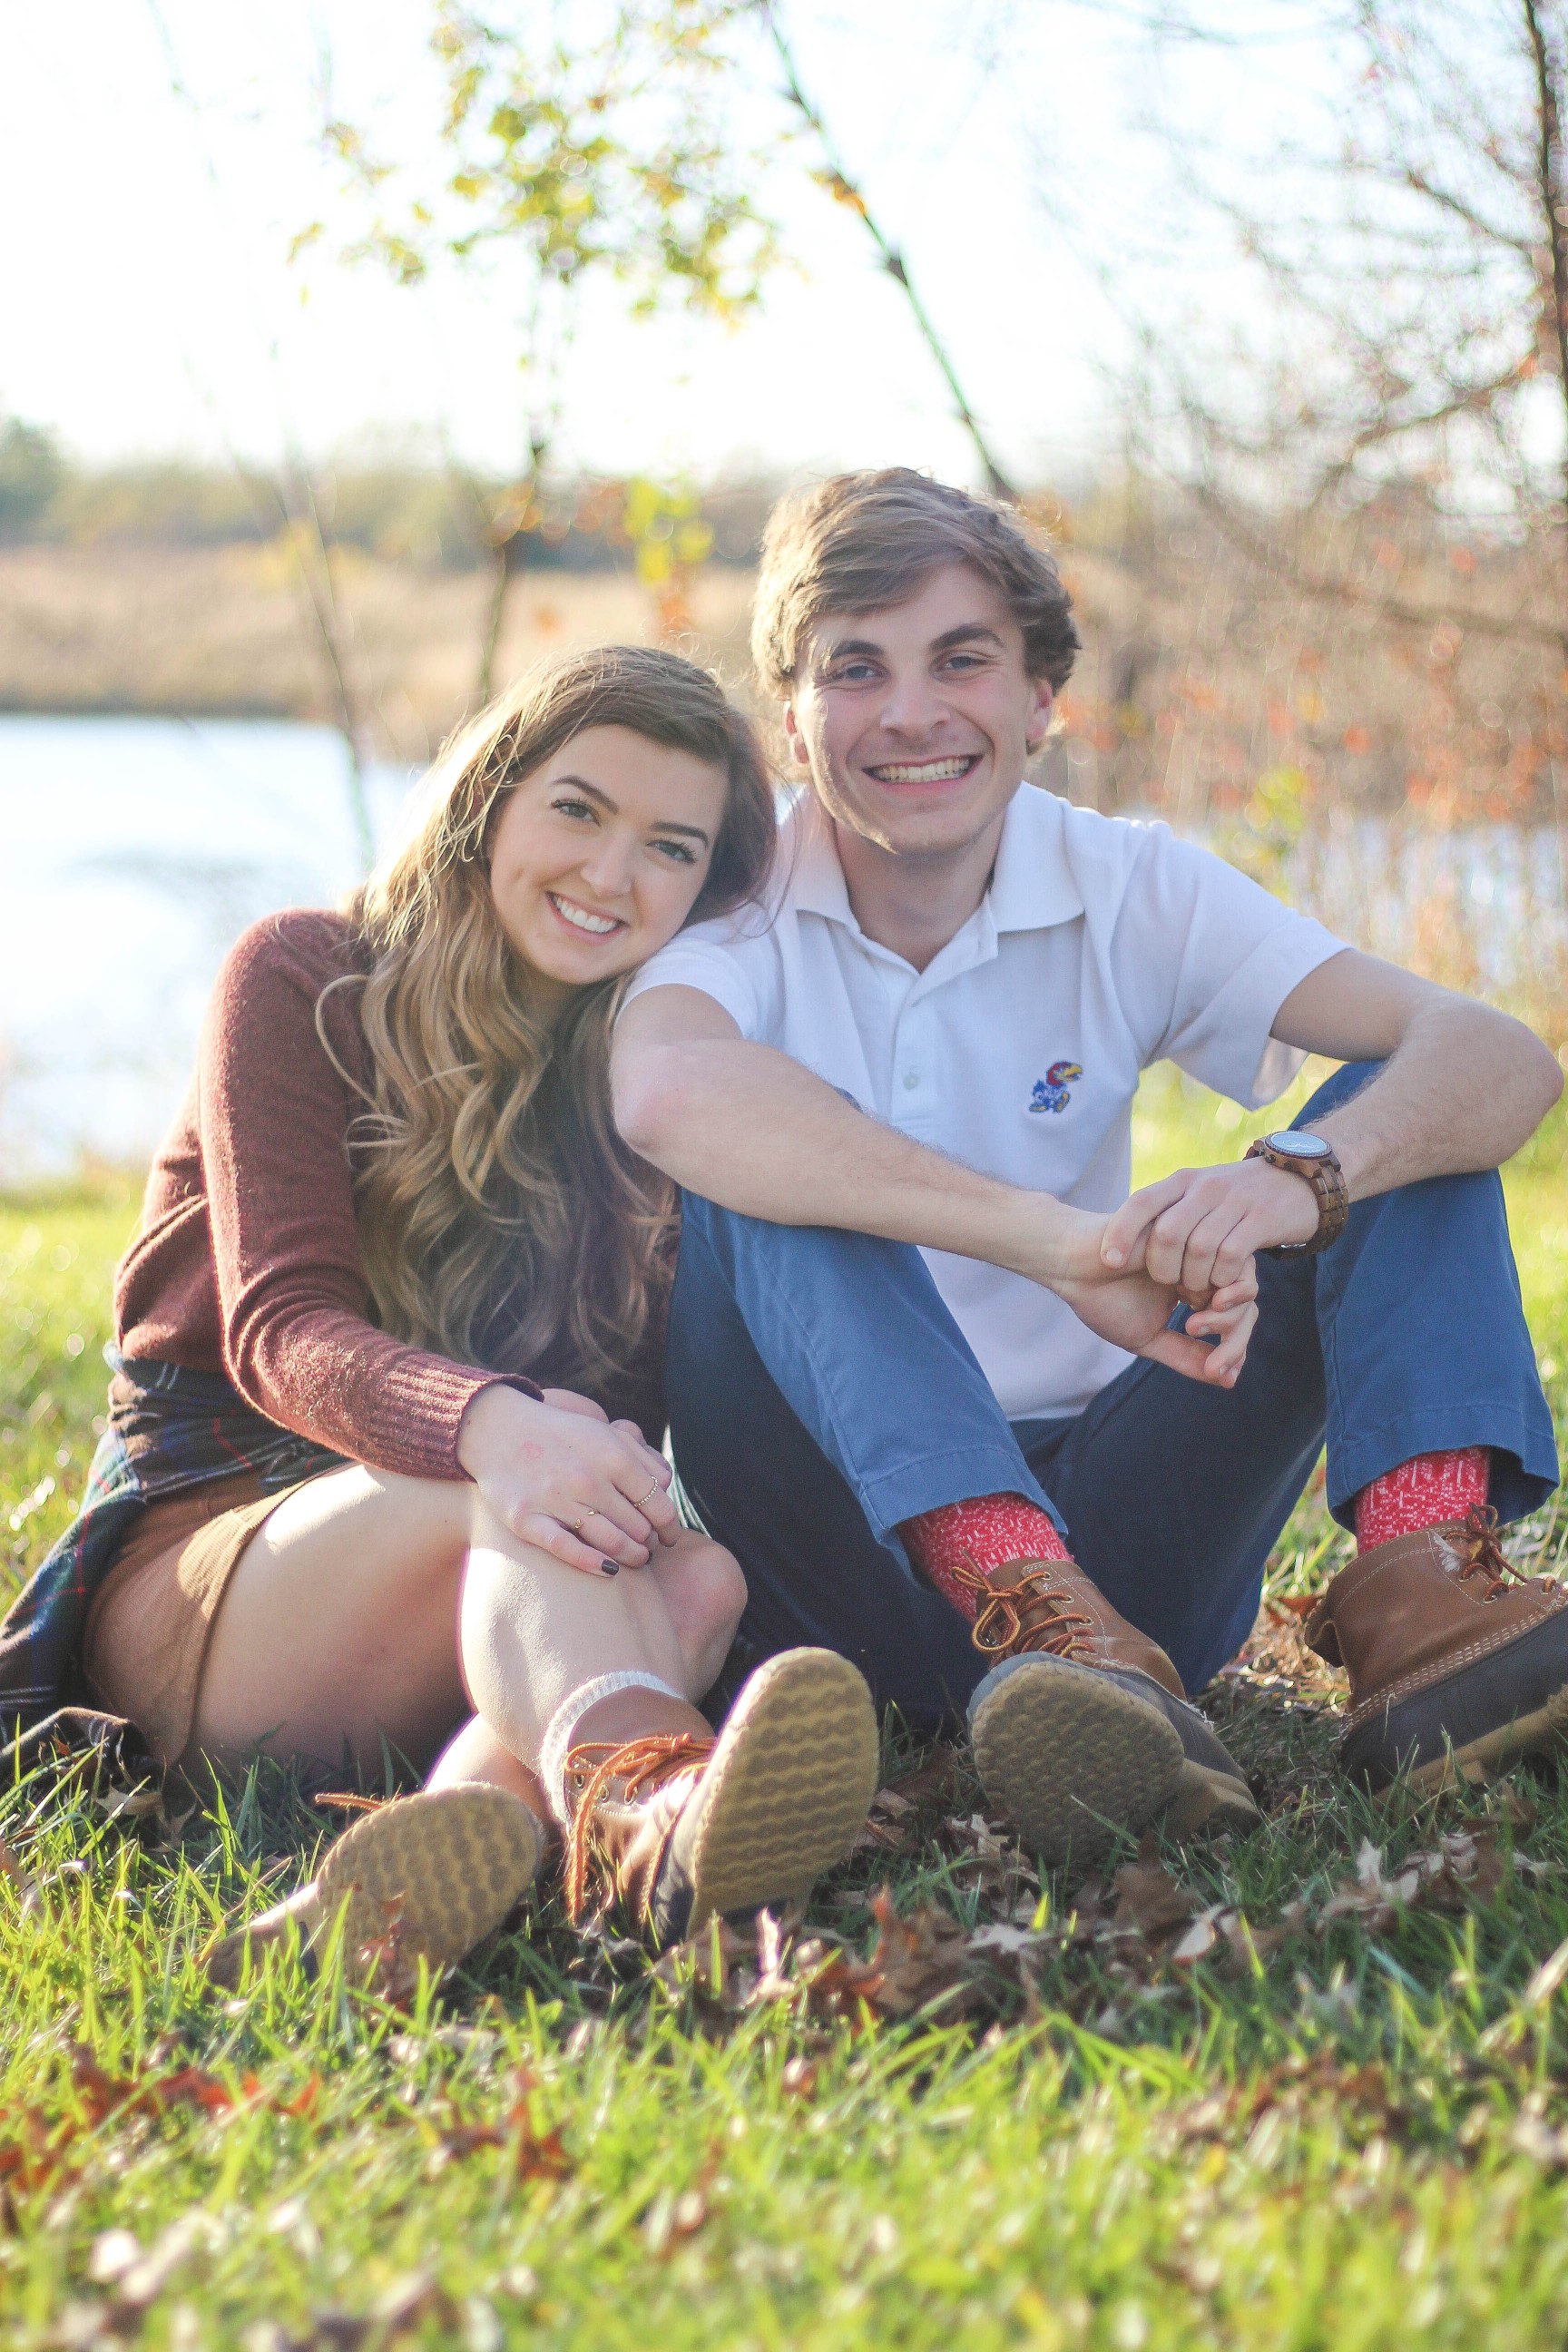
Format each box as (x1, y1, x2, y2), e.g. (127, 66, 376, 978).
(1242, 1130, 1349, 1254)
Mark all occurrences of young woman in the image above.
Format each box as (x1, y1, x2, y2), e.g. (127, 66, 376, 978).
(0, 646, 877, 1984)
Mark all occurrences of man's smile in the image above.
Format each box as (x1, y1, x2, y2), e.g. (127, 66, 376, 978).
(546, 890, 626, 937)
(862, 753, 982, 786)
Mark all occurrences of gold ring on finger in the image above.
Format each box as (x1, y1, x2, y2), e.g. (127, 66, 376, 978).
(636, 1477, 662, 1509)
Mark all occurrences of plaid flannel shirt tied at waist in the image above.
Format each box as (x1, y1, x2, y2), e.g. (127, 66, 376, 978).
(0, 1352, 344, 1736)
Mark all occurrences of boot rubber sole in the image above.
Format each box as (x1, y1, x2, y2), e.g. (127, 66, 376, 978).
(206, 1783, 542, 1992)
(970, 1656, 1184, 1870)
(680, 1648, 878, 1931)
(1402, 1681, 1568, 1794)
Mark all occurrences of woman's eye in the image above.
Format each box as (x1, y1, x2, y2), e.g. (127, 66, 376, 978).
(652, 838, 698, 866)
(553, 795, 597, 822)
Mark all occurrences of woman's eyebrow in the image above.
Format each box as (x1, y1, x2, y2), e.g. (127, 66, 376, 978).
(553, 772, 709, 846)
(553, 772, 619, 813)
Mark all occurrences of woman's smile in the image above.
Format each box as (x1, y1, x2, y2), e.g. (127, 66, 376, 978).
(545, 889, 628, 939)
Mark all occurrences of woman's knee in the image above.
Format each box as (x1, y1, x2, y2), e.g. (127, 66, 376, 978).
(652, 1533, 747, 1678)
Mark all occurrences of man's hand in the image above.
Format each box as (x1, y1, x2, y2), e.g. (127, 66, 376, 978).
(1051, 1214, 1259, 1387)
(1098, 1158, 1318, 1298)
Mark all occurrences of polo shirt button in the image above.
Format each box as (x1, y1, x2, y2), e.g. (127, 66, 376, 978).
(902, 1071, 919, 1091)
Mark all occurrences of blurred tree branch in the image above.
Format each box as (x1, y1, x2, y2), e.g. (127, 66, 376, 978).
(314, 0, 779, 701)
(1123, 3, 1568, 654)
(751, 0, 1019, 500)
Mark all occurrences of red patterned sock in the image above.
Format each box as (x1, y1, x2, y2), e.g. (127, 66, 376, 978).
(901, 1493, 1070, 1622)
(1354, 1447, 1491, 1551)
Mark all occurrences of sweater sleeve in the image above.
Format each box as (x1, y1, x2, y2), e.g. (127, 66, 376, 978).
(197, 915, 540, 1480)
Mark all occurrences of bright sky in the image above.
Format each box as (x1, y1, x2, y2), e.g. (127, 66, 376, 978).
(0, 0, 1338, 488)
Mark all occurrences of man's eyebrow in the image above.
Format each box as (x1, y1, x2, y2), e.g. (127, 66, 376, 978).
(814, 622, 1005, 663)
(929, 622, 1005, 653)
(815, 633, 884, 663)
(552, 772, 709, 844)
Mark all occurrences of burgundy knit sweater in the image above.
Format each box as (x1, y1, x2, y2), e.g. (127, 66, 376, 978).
(114, 909, 667, 1480)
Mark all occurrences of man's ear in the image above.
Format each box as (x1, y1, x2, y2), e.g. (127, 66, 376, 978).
(1024, 679, 1055, 755)
(782, 702, 812, 767)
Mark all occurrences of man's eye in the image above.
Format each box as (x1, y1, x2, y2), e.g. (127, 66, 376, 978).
(653, 838, 698, 865)
(826, 660, 877, 683)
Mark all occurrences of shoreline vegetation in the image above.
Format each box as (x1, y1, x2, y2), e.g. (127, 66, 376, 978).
(0, 547, 759, 765)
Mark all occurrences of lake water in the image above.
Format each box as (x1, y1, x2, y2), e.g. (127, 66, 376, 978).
(0, 713, 1562, 1171)
(0, 716, 417, 1172)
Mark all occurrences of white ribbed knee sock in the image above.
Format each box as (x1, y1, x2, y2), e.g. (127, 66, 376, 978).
(537, 1671, 682, 1827)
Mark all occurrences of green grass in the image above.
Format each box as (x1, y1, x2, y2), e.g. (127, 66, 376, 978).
(8, 1085, 1568, 2348)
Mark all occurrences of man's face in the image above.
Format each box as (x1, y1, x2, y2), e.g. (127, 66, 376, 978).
(784, 561, 1055, 859)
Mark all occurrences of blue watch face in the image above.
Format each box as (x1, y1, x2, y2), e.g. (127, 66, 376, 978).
(1269, 1131, 1330, 1158)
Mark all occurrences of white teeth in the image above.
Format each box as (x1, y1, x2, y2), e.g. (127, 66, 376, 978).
(548, 893, 621, 936)
(868, 757, 975, 783)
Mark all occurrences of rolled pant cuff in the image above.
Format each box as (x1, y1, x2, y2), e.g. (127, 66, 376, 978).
(858, 1444, 1064, 1557)
(1328, 1404, 1560, 1531)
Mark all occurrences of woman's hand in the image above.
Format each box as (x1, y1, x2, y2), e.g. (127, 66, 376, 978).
(456, 1383, 677, 1576)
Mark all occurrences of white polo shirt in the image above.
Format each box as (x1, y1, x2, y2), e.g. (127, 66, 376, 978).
(623, 783, 1345, 1422)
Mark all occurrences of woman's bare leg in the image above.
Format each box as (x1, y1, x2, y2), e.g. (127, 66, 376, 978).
(188, 1465, 746, 1783)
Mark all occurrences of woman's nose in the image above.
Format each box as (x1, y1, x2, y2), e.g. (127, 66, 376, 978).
(579, 835, 638, 898)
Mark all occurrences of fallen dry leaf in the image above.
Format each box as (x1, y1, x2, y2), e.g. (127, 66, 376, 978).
(1522, 1934, 1568, 2010)
(424, 2068, 572, 2187)
(1512, 2099, 1568, 2169)
(0, 1836, 38, 1911)
(780, 2054, 819, 2102)
(801, 1889, 979, 2023)
(1112, 1840, 1201, 1943)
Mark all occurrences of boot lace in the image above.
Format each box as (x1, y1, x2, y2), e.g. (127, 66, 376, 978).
(947, 1551, 1097, 1661)
(1453, 1504, 1534, 1600)
(562, 1730, 712, 1923)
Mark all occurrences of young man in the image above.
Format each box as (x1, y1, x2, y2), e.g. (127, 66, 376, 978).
(610, 468, 1564, 1866)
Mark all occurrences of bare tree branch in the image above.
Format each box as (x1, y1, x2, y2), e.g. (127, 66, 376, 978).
(752, 0, 1019, 500)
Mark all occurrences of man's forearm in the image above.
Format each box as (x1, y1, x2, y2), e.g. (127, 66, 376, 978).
(616, 1034, 1090, 1283)
(1309, 997, 1561, 1197)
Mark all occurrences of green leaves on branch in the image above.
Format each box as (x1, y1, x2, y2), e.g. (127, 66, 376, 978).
(329, 1, 779, 325)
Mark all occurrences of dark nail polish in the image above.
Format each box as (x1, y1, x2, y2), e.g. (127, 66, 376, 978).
(601, 1558, 620, 1577)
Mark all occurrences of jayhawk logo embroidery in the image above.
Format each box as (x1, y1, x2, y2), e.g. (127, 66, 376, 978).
(1029, 1061, 1083, 1114)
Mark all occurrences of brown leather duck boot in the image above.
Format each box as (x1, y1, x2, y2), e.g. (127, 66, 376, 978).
(959, 1556, 1259, 1868)
(202, 1783, 544, 1995)
(1307, 1506, 1568, 1790)
(562, 1647, 878, 1949)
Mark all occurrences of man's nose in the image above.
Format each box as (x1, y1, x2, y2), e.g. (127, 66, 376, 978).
(877, 666, 947, 735)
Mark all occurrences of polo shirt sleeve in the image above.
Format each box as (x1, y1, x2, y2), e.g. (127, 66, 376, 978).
(620, 906, 785, 1042)
(1112, 828, 1346, 1106)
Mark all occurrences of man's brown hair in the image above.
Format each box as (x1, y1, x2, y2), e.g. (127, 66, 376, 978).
(750, 467, 1081, 699)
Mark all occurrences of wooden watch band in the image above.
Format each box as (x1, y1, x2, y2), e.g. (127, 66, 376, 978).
(1243, 1136, 1349, 1254)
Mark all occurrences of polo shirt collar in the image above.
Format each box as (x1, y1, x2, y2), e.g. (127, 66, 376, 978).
(789, 780, 1084, 936)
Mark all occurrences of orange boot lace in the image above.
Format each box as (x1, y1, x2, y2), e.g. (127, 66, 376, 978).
(1452, 1504, 1537, 1598)
(946, 1551, 1098, 1661)
(562, 1730, 713, 1923)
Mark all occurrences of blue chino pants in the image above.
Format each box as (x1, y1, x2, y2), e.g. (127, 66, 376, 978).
(664, 1063, 1560, 1726)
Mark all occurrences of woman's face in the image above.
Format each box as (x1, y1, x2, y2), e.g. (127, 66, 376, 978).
(487, 723, 728, 1008)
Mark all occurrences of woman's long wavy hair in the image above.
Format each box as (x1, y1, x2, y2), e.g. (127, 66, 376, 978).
(324, 645, 777, 1395)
